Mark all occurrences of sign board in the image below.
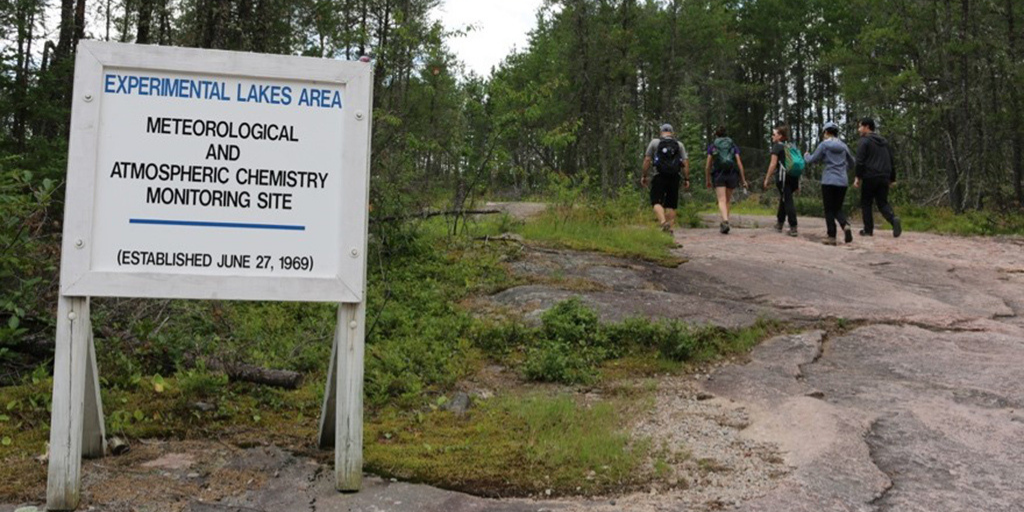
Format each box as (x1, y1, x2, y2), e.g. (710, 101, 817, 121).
(61, 41, 372, 302)
(48, 41, 373, 510)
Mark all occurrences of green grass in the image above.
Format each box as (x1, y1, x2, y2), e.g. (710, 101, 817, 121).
(505, 207, 683, 267)
(897, 205, 1024, 236)
(366, 392, 651, 497)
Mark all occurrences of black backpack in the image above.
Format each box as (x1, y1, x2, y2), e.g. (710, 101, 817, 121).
(654, 137, 682, 175)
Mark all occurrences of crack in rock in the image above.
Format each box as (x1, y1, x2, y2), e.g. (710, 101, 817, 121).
(866, 418, 897, 512)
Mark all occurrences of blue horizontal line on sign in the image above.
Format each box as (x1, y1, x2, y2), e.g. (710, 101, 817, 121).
(129, 219, 306, 231)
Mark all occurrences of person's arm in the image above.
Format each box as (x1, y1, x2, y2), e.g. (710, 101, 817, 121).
(642, 156, 652, 188)
(736, 154, 749, 188)
(705, 155, 713, 189)
(855, 140, 868, 180)
(804, 143, 825, 165)
(764, 154, 779, 189)
(683, 159, 691, 190)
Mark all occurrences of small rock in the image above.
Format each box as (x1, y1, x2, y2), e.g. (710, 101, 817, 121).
(696, 392, 714, 401)
(187, 472, 200, 479)
(805, 391, 825, 399)
(15, 506, 40, 512)
(192, 402, 216, 412)
(443, 392, 472, 416)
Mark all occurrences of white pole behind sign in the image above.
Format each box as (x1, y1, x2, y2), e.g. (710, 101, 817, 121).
(47, 41, 373, 510)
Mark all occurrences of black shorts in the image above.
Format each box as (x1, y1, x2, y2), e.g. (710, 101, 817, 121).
(650, 173, 681, 208)
(712, 171, 739, 189)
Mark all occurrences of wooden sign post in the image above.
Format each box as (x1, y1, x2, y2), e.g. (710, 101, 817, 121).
(47, 41, 373, 510)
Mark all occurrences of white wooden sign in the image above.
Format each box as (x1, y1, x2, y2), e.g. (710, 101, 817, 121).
(61, 41, 371, 302)
(48, 41, 372, 511)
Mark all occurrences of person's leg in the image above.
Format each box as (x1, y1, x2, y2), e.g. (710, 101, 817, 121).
(784, 178, 798, 230)
(653, 204, 667, 225)
(873, 179, 896, 223)
(662, 173, 681, 231)
(835, 186, 853, 242)
(650, 175, 668, 226)
(860, 179, 876, 235)
(822, 185, 838, 239)
(835, 186, 849, 228)
(724, 187, 734, 219)
(716, 187, 729, 222)
(776, 180, 787, 229)
(870, 177, 901, 238)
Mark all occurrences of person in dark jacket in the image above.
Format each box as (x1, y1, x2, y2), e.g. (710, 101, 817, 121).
(854, 118, 902, 238)
(804, 122, 855, 245)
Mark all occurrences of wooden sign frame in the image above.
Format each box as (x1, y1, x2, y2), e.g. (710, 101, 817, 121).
(47, 41, 372, 510)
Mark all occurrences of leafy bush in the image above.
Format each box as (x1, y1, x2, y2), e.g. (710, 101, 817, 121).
(175, 365, 229, 399)
(522, 340, 602, 385)
(522, 297, 609, 385)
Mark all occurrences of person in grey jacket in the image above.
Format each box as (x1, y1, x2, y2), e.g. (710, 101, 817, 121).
(804, 122, 855, 245)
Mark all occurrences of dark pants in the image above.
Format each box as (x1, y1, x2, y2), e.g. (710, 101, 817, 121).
(776, 177, 799, 228)
(860, 177, 896, 234)
(650, 173, 681, 209)
(821, 185, 849, 238)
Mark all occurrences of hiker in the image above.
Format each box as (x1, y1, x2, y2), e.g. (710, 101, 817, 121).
(804, 121, 855, 245)
(642, 123, 690, 233)
(854, 118, 902, 238)
(762, 125, 801, 237)
(704, 126, 749, 234)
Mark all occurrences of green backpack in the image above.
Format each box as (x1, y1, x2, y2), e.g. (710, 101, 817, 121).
(711, 137, 738, 173)
(782, 142, 805, 178)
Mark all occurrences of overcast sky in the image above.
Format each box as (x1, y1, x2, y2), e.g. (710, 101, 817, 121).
(434, 0, 546, 77)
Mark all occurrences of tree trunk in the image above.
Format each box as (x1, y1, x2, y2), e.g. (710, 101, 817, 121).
(74, 0, 86, 42)
(136, 0, 153, 44)
(1009, 0, 1023, 207)
(54, 0, 76, 64)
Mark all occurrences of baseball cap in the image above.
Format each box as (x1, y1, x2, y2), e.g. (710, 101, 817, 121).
(660, 123, 674, 133)
(822, 121, 840, 132)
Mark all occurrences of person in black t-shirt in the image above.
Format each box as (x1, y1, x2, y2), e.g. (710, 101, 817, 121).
(762, 124, 799, 236)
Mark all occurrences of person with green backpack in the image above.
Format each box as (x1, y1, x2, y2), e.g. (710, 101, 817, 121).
(704, 126, 749, 234)
(762, 124, 805, 237)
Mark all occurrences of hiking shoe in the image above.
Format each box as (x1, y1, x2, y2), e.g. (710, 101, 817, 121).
(859, 229, 873, 236)
(892, 217, 902, 238)
(720, 221, 730, 234)
(660, 222, 674, 235)
(774, 222, 784, 233)
(787, 228, 798, 237)
(844, 226, 854, 244)
(822, 237, 838, 246)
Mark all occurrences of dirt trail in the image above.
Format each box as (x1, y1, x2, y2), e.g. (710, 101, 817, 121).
(5, 214, 1024, 512)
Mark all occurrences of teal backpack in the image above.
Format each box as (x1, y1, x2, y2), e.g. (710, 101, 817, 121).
(711, 137, 738, 173)
(782, 142, 805, 178)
